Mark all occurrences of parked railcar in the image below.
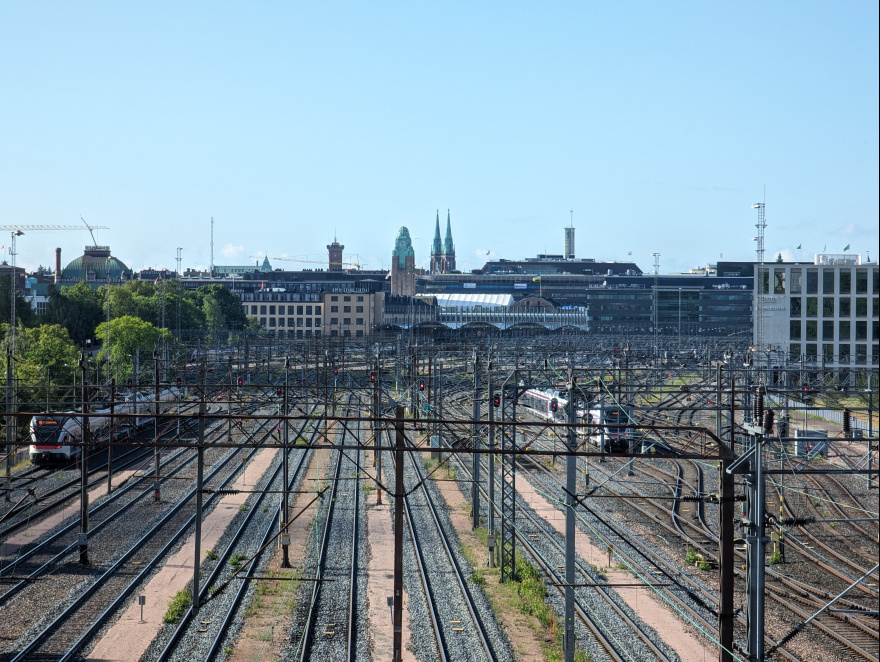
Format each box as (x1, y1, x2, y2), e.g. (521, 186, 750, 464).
(28, 388, 180, 465)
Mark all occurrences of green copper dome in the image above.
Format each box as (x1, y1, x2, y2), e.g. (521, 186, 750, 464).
(61, 246, 132, 281)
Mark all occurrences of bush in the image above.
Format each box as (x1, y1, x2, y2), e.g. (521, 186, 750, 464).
(163, 589, 192, 624)
(768, 549, 783, 565)
(684, 546, 698, 564)
(205, 550, 219, 561)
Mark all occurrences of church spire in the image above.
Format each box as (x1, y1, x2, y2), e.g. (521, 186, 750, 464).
(443, 209, 455, 256)
(431, 209, 443, 256)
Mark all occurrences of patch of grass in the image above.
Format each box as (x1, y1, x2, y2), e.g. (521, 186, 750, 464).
(163, 588, 192, 624)
(239, 504, 249, 512)
(469, 571, 486, 587)
(698, 559, 712, 571)
(223, 646, 232, 656)
(205, 549, 219, 561)
(684, 546, 698, 564)
(262, 506, 268, 513)
(229, 552, 249, 568)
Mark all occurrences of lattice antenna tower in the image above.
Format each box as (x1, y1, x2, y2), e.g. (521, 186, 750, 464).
(752, 198, 767, 357)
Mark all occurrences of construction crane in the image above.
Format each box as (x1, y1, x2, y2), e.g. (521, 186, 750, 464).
(0, 221, 109, 360)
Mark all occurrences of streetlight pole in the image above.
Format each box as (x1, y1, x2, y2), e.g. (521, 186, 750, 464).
(9, 230, 24, 357)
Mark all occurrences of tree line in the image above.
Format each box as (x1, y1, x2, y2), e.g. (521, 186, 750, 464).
(2, 277, 253, 387)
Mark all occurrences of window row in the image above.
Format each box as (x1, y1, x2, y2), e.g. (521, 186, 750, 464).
(790, 320, 877, 341)
(327, 317, 365, 326)
(259, 318, 323, 328)
(789, 297, 876, 317)
(249, 304, 322, 316)
(328, 305, 365, 313)
(769, 268, 877, 295)
(789, 343, 878, 364)
(328, 295, 365, 302)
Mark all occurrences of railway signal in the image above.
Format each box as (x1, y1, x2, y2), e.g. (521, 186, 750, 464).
(418, 380, 425, 391)
(127, 378, 133, 388)
(550, 398, 558, 413)
(492, 394, 500, 407)
(370, 371, 376, 382)
(176, 377, 181, 387)
(276, 386, 283, 396)
(334, 368, 339, 377)
(238, 378, 243, 386)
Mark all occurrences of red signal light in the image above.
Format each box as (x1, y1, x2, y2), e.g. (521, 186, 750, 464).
(419, 380, 425, 391)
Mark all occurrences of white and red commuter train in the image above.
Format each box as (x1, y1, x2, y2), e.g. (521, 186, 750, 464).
(518, 387, 637, 452)
(29, 388, 181, 464)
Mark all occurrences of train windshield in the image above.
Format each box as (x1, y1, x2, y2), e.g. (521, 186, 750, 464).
(31, 417, 67, 444)
(605, 409, 632, 426)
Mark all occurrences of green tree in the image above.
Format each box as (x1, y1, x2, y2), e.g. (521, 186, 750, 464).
(95, 316, 170, 379)
(189, 284, 247, 340)
(0, 275, 37, 329)
(2, 323, 79, 388)
(43, 282, 105, 346)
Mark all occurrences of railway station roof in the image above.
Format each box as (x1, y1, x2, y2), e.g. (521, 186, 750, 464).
(433, 293, 514, 309)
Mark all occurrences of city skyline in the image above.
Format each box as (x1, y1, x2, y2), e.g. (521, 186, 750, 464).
(1, 2, 877, 275)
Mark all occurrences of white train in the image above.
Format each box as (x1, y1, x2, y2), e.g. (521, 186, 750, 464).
(519, 387, 637, 452)
(29, 388, 181, 465)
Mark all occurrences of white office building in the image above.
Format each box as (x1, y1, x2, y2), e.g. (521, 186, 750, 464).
(757, 254, 878, 369)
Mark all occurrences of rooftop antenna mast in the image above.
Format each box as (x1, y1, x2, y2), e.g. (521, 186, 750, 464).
(752, 190, 767, 364)
(210, 217, 214, 277)
(652, 252, 660, 359)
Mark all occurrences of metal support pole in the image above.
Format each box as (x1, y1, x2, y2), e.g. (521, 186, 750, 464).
(564, 377, 576, 660)
(718, 449, 735, 661)
(746, 432, 766, 662)
(487, 378, 495, 567)
(5, 347, 12, 502)
(472, 353, 481, 529)
(194, 366, 205, 614)
(869, 374, 874, 490)
(153, 350, 160, 502)
(374, 359, 382, 503)
(392, 405, 405, 662)
(79, 355, 90, 564)
(108, 379, 115, 494)
(282, 359, 290, 567)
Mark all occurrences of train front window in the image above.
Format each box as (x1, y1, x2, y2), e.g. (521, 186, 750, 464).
(33, 420, 64, 443)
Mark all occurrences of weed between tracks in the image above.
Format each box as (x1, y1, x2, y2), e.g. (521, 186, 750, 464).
(163, 588, 192, 624)
(462, 527, 592, 662)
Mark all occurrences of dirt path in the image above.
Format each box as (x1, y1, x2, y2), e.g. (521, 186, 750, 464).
(364, 495, 417, 662)
(87, 448, 278, 662)
(430, 460, 545, 661)
(228, 449, 327, 662)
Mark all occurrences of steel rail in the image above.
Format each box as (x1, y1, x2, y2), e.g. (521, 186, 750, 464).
(294, 417, 346, 661)
(156, 403, 321, 661)
(401, 432, 497, 662)
(11, 424, 275, 662)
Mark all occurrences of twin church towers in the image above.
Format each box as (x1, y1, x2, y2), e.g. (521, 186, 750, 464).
(390, 209, 457, 296)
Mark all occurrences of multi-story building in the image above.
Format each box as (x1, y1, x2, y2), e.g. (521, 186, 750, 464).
(760, 254, 879, 368)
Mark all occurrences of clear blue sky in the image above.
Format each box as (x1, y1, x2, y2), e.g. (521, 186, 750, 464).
(2, 1, 877, 275)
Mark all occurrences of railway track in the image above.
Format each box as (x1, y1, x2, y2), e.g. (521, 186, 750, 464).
(155, 405, 320, 661)
(358, 404, 510, 662)
(2, 406, 288, 660)
(290, 413, 364, 661)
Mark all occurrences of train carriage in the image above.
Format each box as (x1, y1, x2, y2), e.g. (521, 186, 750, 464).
(28, 388, 180, 465)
